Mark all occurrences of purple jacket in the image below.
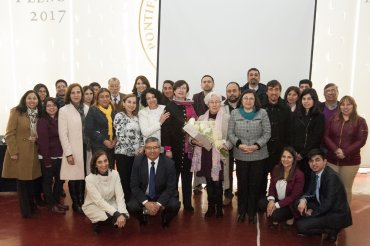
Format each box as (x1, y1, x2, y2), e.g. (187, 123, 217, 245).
(324, 116, 368, 166)
(36, 116, 63, 166)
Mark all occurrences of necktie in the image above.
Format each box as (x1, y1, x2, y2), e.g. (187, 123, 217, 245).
(149, 161, 156, 199)
(114, 96, 118, 104)
(315, 174, 320, 203)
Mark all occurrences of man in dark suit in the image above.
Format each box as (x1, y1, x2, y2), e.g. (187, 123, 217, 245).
(127, 137, 180, 227)
(260, 80, 291, 198)
(108, 77, 125, 112)
(296, 149, 352, 243)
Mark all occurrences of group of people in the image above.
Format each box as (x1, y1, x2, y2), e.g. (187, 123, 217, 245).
(1, 68, 368, 242)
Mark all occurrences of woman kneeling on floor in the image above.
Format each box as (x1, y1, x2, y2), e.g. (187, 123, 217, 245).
(82, 151, 129, 233)
(258, 146, 304, 228)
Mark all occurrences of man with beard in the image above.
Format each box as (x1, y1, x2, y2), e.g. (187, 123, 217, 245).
(260, 80, 291, 198)
(192, 75, 216, 116)
(222, 82, 241, 206)
(240, 68, 266, 103)
(55, 79, 68, 107)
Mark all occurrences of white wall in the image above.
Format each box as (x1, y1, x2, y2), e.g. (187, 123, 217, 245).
(311, 0, 370, 166)
(0, 0, 159, 133)
(158, 0, 315, 97)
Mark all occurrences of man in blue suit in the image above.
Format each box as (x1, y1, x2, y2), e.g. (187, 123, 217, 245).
(127, 137, 180, 227)
(296, 149, 352, 243)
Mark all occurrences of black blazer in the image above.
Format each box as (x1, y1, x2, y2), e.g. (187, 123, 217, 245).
(290, 111, 325, 158)
(130, 153, 178, 206)
(161, 101, 189, 165)
(85, 106, 116, 150)
(302, 166, 352, 229)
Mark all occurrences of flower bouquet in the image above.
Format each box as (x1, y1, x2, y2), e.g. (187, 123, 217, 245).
(183, 118, 228, 159)
(183, 118, 214, 151)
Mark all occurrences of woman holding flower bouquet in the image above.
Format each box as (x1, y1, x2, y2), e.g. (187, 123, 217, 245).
(191, 92, 233, 218)
(228, 89, 271, 224)
(161, 80, 197, 211)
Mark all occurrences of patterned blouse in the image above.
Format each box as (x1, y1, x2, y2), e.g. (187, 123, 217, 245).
(113, 112, 144, 156)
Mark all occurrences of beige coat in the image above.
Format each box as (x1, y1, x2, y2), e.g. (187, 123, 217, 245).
(82, 170, 128, 223)
(2, 108, 41, 180)
(58, 104, 88, 180)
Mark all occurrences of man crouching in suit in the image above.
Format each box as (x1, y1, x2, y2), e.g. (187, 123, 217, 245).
(127, 137, 180, 228)
(296, 148, 352, 243)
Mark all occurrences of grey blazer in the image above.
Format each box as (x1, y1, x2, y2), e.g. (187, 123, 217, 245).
(227, 108, 271, 161)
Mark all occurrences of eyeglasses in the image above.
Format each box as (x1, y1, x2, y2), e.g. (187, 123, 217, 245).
(145, 146, 160, 151)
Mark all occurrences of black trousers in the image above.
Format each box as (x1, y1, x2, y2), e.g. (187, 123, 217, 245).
(260, 148, 281, 198)
(175, 156, 193, 208)
(206, 178, 223, 207)
(224, 152, 235, 198)
(258, 197, 293, 223)
(17, 180, 36, 217)
(40, 159, 63, 207)
(296, 200, 342, 235)
(298, 158, 311, 192)
(236, 159, 264, 216)
(115, 154, 135, 202)
(127, 195, 180, 223)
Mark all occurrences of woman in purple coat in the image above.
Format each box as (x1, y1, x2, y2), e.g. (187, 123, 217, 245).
(37, 97, 68, 214)
(258, 147, 304, 227)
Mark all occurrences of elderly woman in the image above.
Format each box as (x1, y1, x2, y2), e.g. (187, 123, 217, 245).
(290, 88, 324, 189)
(85, 88, 117, 169)
(228, 89, 271, 224)
(191, 92, 232, 218)
(161, 80, 198, 211)
(58, 83, 89, 214)
(138, 88, 170, 142)
(324, 96, 368, 202)
(258, 147, 304, 227)
(284, 86, 300, 112)
(82, 151, 129, 233)
(2, 90, 42, 218)
(37, 97, 68, 214)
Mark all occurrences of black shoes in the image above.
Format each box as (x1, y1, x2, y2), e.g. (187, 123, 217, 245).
(323, 230, 338, 243)
(72, 203, 84, 214)
(161, 210, 169, 228)
(51, 205, 66, 214)
(205, 206, 215, 218)
(248, 216, 257, 224)
(215, 206, 223, 218)
(237, 214, 246, 223)
(139, 213, 148, 226)
(184, 205, 194, 212)
(93, 223, 101, 234)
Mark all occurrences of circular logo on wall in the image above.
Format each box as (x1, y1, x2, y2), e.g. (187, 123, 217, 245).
(139, 0, 159, 69)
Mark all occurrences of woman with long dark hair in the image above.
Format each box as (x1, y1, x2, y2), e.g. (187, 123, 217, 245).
(258, 147, 304, 227)
(2, 90, 42, 218)
(37, 97, 68, 214)
(290, 88, 324, 189)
